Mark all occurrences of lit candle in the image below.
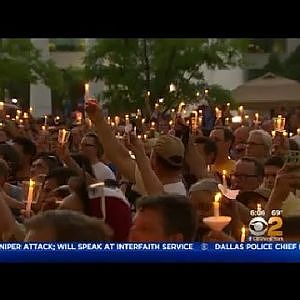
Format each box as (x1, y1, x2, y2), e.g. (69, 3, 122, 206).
(0, 102, 4, 111)
(257, 203, 262, 211)
(42, 125, 46, 132)
(84, 83, 89, 102)
(215, 107, 222, 119)
(23, 112, 28, 119)
(283, 131, 288, 137)
(151, 122, 156, 130)
(143, 134, 148, 140)
(5, 115, 10, 119)
(238, 105, 244, 116)
(137, 135, 142, 139)
(196, 92, 200, 97)
(225, 117, 230, 125)
(155, 103, 159, 110)
(0, 122, 3, 128)
(30, 107, 33, 113)
(222, 170, 227, 188)
(16, 110, 21, 117)
(16, 115, 19, 121)
(169, 120, 173, 127)
(137, 109, 142, 117)
(125, 115, 130, 126)
(297, 128, 300, 135)
(107, 116, 111, 125)
(44, 115, 47, 126)
(142, 118, 145, 125)
(274, 115, 285, 131)
(226, 102, 230, 108)
(204, 89, 209, 95)
(159, 98, 164, 104)
(241, 226, 246, 243)
(19, 119, 23, 125)
(26, 179, 35, 216)
(58, 129, 70, 145)
(289, 132, 294, 137)
(255, 112, 259, 123)
(147, 91, 151, 97)
(213, 192, 222, 217)
(207, 165, 211, 173)
(111, 122, 115, 128)
(115, 116, 120, 127)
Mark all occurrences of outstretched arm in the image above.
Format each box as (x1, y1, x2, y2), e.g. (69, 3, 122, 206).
(86, 101, 136, 183)
(125, 133, 164, 196)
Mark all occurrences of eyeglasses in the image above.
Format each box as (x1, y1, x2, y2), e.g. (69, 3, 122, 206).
(231, 173, 258, 180)
(81, 143, 96, 147)
(245, 142, 265, 147)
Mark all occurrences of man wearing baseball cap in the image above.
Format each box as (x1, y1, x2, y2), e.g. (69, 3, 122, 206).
(86, 102, 186, 197)
(133, 134, 186, 196)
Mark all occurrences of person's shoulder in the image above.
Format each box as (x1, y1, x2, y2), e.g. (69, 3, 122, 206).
(163, 181, 187, 196)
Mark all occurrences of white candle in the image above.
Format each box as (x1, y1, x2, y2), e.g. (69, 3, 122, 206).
(107, 116, 111, 124)
(17, 110, 21, 117)
(84, 83, 89, 102)
(147, 91, 150, 97)
(238, 105, 244, 116)
(115, 116, 120, 127)
(213, 192, 222, 217)
(26, 179, 35, 216)
(241, 226, 246, 242)
(143, 134, 148, 140)
(30, 107, 33, 113)
(255, 112, 259, 123)
(23, 112, 28, 119)
(257, 203, 262, 211)
(222, 170, 227, 188)
(0, 102, 4, 111)
(44, 115, 47, 126)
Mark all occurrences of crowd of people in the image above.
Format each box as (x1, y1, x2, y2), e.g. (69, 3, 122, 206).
(0, 101, 300, 243)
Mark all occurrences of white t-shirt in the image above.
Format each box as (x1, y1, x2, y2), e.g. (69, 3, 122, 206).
(132, 164, 187, 196)
(92, 162, 116, 182)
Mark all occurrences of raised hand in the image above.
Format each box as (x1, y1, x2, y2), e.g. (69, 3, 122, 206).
(85, 99, 104, 124)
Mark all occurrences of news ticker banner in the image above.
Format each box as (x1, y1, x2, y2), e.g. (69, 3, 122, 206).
(0, 242, 300, 262)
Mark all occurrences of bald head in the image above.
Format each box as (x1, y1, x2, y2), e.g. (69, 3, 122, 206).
(234, 126, 250, 145)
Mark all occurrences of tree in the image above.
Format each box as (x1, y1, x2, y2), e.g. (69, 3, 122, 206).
(0, 39, 64, 106)
(84, 39, 247, 115)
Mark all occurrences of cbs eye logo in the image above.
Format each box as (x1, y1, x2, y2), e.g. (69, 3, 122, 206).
(249, 217, 268, 236)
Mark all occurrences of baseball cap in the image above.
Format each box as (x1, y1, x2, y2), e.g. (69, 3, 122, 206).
(189, 178, 219, 193)
(153, 135, 185, 167)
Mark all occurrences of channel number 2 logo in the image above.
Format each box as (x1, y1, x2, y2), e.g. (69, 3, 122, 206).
(249, 210, 283, 237)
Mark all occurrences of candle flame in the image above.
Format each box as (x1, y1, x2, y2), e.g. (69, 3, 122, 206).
(29, 179, 35, 188)
(222, 170, 227, 176)
(214, 192, 222, 203)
